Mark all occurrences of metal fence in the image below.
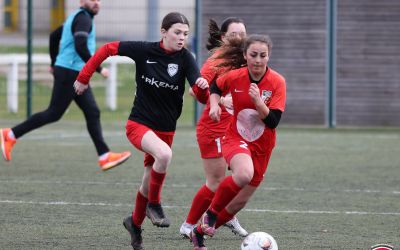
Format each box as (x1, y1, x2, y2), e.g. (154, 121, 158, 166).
(1, 0, 400, 127)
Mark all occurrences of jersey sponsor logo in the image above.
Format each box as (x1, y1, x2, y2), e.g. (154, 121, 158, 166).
(141, 75, 179, 91)
(236, 109, 265, 142)
(167, 63, 178, 77)
(146, 59, 157, 64)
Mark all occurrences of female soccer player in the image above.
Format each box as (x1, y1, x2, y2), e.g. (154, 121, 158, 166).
(73, 12, 209, 250)
(180, 17, 249, 238)
(190, 34, 286, 250)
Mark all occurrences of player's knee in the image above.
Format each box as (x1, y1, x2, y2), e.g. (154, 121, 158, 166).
(206, 177, 223, 191)
(46, 108, 64, 122)
(156, 147, 172, 166)
(234, 168, 253, 186)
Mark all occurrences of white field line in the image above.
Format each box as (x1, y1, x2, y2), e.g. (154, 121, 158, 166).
(0, 199, 399, 216)
(0, 179, 399, 195)
(18, 130, 400, 140)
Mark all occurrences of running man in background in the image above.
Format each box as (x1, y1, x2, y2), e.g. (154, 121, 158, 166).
(0, 0, 131, 171)
(180, 17, 248, 238)
(190, 34, 286, 250)
(73, 12, 209, 250)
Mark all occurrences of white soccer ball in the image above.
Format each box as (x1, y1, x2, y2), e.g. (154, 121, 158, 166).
(241, 232, 278, 250)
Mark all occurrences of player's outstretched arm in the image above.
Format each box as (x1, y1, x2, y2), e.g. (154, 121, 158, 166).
(74, 41, 120, 95)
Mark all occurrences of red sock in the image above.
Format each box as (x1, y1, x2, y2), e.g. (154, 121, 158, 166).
(186, 185, 215, 224)
(148, 168, 166, 204)
(215, 208, 234, 229)
(132, 191, 148, 227)
(209, 176, 241, 214)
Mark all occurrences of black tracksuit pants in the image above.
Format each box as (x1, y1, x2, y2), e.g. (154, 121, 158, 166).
(12, 66, 109, 156)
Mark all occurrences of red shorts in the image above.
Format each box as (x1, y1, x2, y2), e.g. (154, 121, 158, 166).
(222, 136, 273, 187)
(125, 120, 175, 167)
(196, 125, 225, 158)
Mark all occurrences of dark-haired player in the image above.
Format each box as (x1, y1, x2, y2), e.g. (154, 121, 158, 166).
(73, 12, 209, 250)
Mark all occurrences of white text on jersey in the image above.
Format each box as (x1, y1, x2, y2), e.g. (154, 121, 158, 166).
(141, 75, 179, 91)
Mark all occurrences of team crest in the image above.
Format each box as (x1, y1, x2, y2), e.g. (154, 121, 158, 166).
(167, 63, 178, 77)
(261, 90, 272, 101)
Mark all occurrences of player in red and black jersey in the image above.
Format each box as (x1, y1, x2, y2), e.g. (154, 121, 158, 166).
(74, 12, 209, 250)
(190, 34, 286, 250)
(180, 18, 249, 239)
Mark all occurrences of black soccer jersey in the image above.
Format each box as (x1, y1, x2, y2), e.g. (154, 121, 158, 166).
(118, 41, 200, 132)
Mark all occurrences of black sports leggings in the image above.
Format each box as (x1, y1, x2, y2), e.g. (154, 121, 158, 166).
(12, 66, 109, 156)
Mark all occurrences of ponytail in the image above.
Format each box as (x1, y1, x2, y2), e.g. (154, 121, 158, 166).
(206, 19, 223, 51)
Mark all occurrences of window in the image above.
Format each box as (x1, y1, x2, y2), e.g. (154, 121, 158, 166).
(4, 0, 19, 31)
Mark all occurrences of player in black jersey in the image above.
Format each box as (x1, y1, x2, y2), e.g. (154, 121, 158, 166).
(74, 12, 209, 250)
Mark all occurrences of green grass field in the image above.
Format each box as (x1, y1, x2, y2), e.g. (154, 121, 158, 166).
(0, 120, 399, 249)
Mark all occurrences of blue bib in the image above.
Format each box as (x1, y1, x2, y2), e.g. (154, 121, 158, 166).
(55, 9, 96, 71)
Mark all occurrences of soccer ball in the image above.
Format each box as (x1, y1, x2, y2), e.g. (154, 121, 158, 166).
(241, 232, 278, 250)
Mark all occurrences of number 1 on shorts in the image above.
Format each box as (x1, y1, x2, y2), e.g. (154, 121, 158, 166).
(215, 137, 222, 153)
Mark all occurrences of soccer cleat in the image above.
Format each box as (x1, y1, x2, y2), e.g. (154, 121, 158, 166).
(123, 215, 144, 250)
(200, 211, 216, 237)
(146, 203, 170, 227)
(98, 151, 131, 171)
(223, 216, 249, 237)
(0, 128, 16, 161)
(180, 222, 196, 238)
(190, 228, 207, 250)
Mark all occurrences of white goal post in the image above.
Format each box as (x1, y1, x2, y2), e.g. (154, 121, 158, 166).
(0, 54, 132, 113)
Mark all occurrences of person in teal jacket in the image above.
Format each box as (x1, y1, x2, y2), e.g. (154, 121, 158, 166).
(0, 0, 131, 171)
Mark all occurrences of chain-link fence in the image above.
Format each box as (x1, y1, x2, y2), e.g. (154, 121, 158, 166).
(1, 0, 400, 127)
(0, 0, 196, 127)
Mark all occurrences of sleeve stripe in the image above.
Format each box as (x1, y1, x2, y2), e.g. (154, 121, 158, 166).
(74, 31, 89, 37)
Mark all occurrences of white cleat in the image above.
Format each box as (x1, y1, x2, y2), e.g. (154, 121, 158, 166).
(179, 222, 196, 238)
(224, 217, 249, 237)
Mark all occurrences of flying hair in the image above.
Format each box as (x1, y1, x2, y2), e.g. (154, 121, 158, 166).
(214, 34, 273, 70)
(214, 36, 247, 70)
(206, 19, 223, 51)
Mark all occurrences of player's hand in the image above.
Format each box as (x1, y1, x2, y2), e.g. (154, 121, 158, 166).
(209, 104, 221, 122)
(73, 80, 89, 95)
(249, 83, 262, 105)
(100, 68, 109, 78)
(195, 77, 209, 89)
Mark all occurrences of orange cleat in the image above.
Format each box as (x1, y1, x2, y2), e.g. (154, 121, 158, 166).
(98, 151, 131, 171)
(1, 128, 16, 161)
